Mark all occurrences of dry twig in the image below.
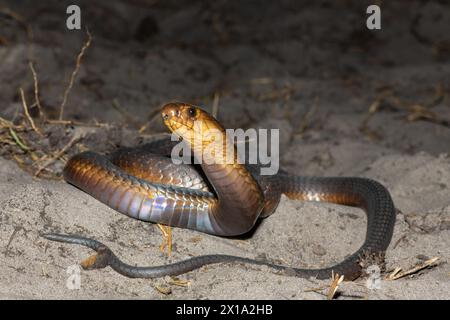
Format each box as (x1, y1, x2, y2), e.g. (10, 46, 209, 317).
(327, 272, 344, 300)
(45, 119, 110, 128)
(19, 87, 43, 136)
(157, 224, 172, 256)
(166, 276, 190, 287)
(29, 61, 45, 118)
(59, 29, 92, 120)
(386, 257, 440, 280)
(153, 284, 172, 295)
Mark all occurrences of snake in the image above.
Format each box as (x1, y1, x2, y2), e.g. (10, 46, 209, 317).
(42, 102, 396, 280)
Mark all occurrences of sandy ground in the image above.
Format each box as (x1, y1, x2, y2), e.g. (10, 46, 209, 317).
(0, 1, 449, 299)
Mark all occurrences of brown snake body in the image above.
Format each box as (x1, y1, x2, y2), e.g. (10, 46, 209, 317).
(43, 103, 396, 280)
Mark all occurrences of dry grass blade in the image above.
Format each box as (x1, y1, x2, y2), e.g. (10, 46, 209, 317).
(153, 284, 172, 295)
(157, 224, 172, 256)
(387, 267, 402, 279)
(59, 29, 92, 120)
(370, 85, 448, 128)
(386, 257, 440, 280)
(303, 284, 328, 293)
(304, 273, 345, 299)
(29, 61, 45, 118)
(166, 276, 191, 287)
(1, 116, 23, 130)
(0, 136, 17, 147)
(19, 87, 43, 136)
(406, 104, 437, 122)
(327, 272, 344, 300)
(45, 119, 110, 128)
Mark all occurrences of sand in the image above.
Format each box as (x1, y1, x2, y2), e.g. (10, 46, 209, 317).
(0, 1, 449, 299)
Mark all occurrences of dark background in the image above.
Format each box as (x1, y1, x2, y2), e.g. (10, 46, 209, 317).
(0, 0, 449, 173)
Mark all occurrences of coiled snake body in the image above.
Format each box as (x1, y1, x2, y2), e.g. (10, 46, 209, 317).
(43, 103, 396, 280)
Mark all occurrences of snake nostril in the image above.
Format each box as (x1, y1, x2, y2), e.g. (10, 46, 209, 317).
(162, 113, 169, 120)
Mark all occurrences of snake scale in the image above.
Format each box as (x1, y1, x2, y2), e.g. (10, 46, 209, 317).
(42, 102, 396, 280)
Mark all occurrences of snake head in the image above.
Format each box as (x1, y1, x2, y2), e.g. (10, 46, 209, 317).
(161, 102, 226, 154)
(162, 102, 199, 126)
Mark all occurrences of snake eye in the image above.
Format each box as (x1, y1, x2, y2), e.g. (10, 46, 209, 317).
(188, 107, 196, 118)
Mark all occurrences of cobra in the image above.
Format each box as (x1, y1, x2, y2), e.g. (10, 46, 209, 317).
(43, 102, 396, 280)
